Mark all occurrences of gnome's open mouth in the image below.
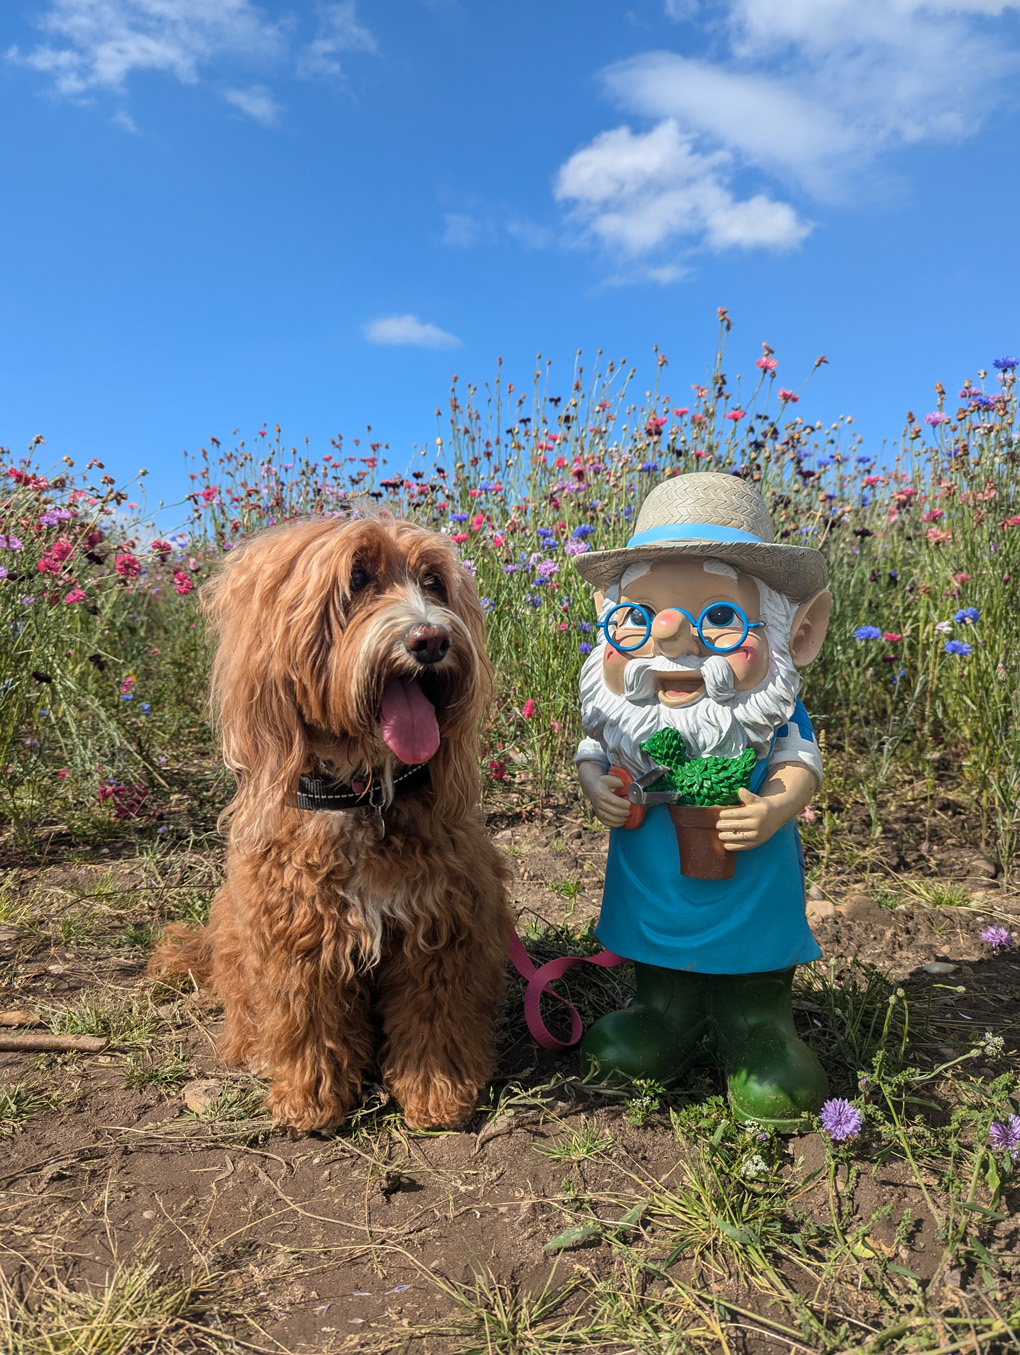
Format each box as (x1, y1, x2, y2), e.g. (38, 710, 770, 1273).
(379, 675, 444, 765)
(654, 673, 704, 707)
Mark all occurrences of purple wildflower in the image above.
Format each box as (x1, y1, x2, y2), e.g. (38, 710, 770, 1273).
(855, 626, 882, 641)
(981, 925, 1014, 951)
(579, 643, 593, 655)
(819, 1099, 863, 1142)
(535, 559, 559, 578)
(944, 640, 972, 656)
(924, 412, 950, 426)
(987, 1116, 1020, 1157)
(564, 540, 589, 556)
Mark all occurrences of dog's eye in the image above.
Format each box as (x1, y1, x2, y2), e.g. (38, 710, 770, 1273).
(420, 573, 447, 601)
(349, 566, 372, 593)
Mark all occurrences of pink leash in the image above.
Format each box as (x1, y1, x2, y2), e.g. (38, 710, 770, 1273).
(505, 928, 628, 1051)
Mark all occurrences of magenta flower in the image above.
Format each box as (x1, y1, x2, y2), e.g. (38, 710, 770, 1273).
(924, 412, 950, 426)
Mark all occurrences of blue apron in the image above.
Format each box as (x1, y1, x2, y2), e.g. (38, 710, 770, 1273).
(596, 752, 821, 975)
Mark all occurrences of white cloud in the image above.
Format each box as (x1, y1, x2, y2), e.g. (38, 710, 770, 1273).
(10, 0, 377, 107)
(442, 213, 485, 247)
(223, 83, 282, 124)
(555, 120, 810, 257)
(8, 0, 282, 98)
(363, 314, 461, 349)
(299, 1, 377, 78)
(556, 0, 1020, 274)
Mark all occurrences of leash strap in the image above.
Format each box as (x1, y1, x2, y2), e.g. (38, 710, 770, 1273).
(505, 928, 628, 1051)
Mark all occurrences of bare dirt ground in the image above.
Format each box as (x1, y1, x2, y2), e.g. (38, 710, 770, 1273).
(1, 788, 1018, 1353)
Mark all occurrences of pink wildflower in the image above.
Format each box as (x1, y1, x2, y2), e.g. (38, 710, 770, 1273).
(756, 357, 778, 372)
(115, 552, 141, 579)
(63, 587, 86, 604)
(200, 485, 219, 503)
(882, 632, 902, 642)
(778, 389, 799, 403)
(522, 699, 536, 719)
(172, 570, 193, 596)
(487, 760, 506, 781)
(726, 409, 746, 422)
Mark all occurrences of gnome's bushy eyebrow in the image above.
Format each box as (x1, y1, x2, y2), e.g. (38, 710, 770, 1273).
(703, 559, 738, 579)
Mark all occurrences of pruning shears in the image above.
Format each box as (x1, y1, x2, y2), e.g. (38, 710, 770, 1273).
(608, 764, 676, 829)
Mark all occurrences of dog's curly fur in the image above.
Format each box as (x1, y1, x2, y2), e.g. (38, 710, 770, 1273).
(149, 515, 511, 1132)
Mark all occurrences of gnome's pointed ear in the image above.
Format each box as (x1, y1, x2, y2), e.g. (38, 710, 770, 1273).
(789, 590, 831, 668)
(593, 590, 606, 614)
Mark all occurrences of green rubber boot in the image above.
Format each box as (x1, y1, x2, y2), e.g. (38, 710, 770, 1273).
(711, 968, 828, 1132)
(580, 963, 710, 1085)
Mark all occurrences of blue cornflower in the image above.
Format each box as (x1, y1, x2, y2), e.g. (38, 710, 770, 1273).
(954, 607, 979, 624)
(993, 357, 1018, 371)
(537, 527, 555, 538)
(819, 1099, 863, 1142)
(480, 598, 495, 613)
(816, 457, 833, 468)
(121, 693, 134, 701)
(524, 594, 542, 609)
(640, 461, 660, 473)
(571, 525, 594, 539)
(141, 703, 151, 714)
(944, 640, 972, 656)
(578, 643, 593, 655)
(450, 512, 469, 522)
(988, 1116, 1020, 1158)
(970, 395, 996, 410)
(855, 626, 882, 641)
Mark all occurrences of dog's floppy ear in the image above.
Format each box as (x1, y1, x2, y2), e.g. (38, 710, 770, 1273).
(201, 528, 312, 844)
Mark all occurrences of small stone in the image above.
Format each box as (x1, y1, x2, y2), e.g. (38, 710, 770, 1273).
(45, 962, 67, 975)
(944, 1268, 963, 1289)
(924, 962, 958, 975)
(841, 893, 882, 920)
(808, 884, 824, 901)
(141, 1210, 156, 1220)
(182, 1078, 222, 1114)
(494, 830, 513, 845)
(806, 896, 836, 922)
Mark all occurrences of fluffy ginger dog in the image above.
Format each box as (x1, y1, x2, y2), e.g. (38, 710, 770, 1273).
(149, 515, 511, 1132)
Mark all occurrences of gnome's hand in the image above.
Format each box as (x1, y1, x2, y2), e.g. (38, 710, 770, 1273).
(578, 761, 634, 828)
(716, 762, 818, 851)
(716, 788, 781, 851)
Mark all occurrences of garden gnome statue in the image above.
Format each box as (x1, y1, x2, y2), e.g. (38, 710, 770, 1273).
(573, 471, 832, 1131)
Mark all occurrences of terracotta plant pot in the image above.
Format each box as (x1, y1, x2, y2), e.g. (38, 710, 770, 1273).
(668, 804, 735, 880)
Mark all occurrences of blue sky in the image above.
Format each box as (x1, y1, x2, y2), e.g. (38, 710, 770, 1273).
(3, 0, 1020, 523)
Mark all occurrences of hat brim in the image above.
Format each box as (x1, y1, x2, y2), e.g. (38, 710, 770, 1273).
(571, 539, 826, 601)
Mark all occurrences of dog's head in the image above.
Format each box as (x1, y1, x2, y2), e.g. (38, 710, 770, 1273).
(201, 515, 491, 843)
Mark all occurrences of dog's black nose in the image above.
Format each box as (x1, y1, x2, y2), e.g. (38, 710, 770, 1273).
(404, 623, 450, 665)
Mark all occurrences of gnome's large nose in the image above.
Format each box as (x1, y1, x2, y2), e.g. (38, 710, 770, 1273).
(650, 608, 702, 659)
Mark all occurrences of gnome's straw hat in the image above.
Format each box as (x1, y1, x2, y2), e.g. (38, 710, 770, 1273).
(572, 472, 826, 601)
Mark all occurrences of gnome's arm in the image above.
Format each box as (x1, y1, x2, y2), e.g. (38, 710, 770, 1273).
(716, 761, 818, 852)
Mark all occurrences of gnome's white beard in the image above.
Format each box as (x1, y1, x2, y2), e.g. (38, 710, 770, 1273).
(579, 636, 801, 775)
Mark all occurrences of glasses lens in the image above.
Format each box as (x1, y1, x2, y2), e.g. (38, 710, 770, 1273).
(605, 604, 651, 652)
(698, 603, 748, 653)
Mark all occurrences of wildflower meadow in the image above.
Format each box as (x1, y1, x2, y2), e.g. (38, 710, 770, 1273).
(2, 317, 1020, 1354)
(3, 314, 1018, 866)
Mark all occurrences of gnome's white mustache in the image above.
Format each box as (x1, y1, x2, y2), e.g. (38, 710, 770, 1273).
(623, 652, 737, 704)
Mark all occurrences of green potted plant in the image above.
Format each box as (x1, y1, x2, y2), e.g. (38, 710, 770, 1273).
(640, 730, 757, 880)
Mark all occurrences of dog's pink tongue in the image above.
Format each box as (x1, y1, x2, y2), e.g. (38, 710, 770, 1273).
(380, 678, 440, 764)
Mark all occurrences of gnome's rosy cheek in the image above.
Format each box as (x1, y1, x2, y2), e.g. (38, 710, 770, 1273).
(603, 646, 630, 695)
(725, 637, 771, 691)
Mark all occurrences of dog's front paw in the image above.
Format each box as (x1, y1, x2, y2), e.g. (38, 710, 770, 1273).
(265, 1082, 359, 1133)
(395, 1079, 480, 1131)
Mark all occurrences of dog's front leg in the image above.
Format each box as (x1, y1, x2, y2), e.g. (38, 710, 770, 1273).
(377, 912, 507, 1130)
(252, 949, 376, 1132)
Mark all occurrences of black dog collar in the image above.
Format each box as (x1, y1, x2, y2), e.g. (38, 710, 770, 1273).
(294, 762, 431, 812)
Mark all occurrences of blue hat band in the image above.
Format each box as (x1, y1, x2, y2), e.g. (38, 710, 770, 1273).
(625, 522, 765, 549)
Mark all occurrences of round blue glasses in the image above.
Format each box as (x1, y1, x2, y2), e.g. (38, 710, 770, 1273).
(599, 602, 765, 655)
